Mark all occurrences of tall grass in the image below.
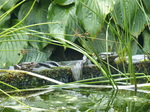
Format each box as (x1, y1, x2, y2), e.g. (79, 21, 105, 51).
(0, 0, 150, 91)
(0, 1, 150, 111)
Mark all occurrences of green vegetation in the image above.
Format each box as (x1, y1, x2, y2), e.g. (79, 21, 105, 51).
(0, 0, 150, 86)
(0, 0, 150, 111)
(0, 0, 149, 66)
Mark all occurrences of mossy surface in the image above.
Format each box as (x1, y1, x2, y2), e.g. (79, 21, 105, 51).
(0, 66, 73, 89)
(0, 62, 150, 89)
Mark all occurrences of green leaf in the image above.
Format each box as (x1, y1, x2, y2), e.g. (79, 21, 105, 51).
(18, 0, 51, 49)
(112, 0, 136, 28)
(65, 15, 82, 42)
(142, 30, 150, 51)
(28, 34, 48, 50)
(0, 10, 10, 28)
(48, 3, 78, 42)
(131, 9, 146, 37)
(54, 0, 75, 6)
(76, 0, 115, 37)
(21, 45, 54, 63)
(131, 40, 138, 55)
(112, 0, 146, 37)
(143, 0, 150, 13)
(0, 0, 19, 11)
(18, 0, 50, 32)
(80, 23, 116, 53)
(0, 31, 29, 68)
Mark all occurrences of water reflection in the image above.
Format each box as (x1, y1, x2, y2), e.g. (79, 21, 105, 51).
(0, 88, 150, 112)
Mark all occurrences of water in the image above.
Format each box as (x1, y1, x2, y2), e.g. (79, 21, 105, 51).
(0, 88, 149, 112)
(71, 55, 87, 81)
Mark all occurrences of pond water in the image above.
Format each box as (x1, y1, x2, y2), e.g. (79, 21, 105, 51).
(0, 88, 150, 112)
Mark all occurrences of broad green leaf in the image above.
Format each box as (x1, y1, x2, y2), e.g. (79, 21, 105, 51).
(80, 23, 116, 53)
(142, 0, 150, 26)
(18, 0, 51, 49)
(112, 0, 146, 37)
(131, 9, 146, 37)
(54, 0, 75, 6)
(18, 0, 51, 32)
(65, 15, 83, 42)
(147, 13, 150, 25)
(0, 31, 29, 68)
(48, 3, 78, 42)
(143, 0, 150, 13)
(21, 45, 54, 63)
(142, 30, 150, 51)
(0, 0, 19, 11)
(76, 0, 115, 37)
(0, 10, 10, 28)
(131, 40, 138, 55)
(112, 0, 137, 28)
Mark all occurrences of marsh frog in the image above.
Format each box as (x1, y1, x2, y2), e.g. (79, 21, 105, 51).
(99, 52, 118, 63)
(14, 62, 37, 71)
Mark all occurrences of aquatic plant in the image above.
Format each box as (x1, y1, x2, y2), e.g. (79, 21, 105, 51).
(0, 1, 150, 111)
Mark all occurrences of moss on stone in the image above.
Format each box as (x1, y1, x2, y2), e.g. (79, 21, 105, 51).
(0, 62, 150, 90)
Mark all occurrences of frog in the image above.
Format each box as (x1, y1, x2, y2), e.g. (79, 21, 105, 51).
(14, 62, 38, 71)
(14, 61, 60, 72)
(99, 52, 118, 63)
